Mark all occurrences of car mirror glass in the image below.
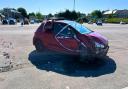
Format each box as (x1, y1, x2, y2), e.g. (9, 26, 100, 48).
(44, 21, 53, 32)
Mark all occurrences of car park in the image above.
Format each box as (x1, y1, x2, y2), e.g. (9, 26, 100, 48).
(33, 19, 109, 62)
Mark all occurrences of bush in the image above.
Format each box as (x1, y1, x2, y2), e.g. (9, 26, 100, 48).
(105, 18, 128, 23)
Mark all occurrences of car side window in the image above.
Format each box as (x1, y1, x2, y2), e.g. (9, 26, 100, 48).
(58, 26, 76, 38)
(53, 22, 66, 34)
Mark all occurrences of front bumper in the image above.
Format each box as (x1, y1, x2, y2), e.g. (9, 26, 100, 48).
(95, 46, 109, 56)
(85, 46, 109, 58)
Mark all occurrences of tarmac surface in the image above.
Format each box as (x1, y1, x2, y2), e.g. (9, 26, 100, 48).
(0, 23, 128, 89)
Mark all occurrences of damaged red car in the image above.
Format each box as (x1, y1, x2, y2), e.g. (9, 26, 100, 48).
(33, 19, 109, 61)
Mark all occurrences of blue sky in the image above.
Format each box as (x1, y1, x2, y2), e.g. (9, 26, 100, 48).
(0, 0, 127, 15)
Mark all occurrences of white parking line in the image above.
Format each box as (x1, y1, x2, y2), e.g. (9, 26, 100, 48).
(66, 86, 70, 89)
(122, 87, 128, 89)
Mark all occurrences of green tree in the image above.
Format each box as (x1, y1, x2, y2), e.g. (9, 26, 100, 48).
(71, 10, 78, 20)
(36, 12, 43, 20)
(91, 10, 103, 19)
(47, 13, 53, 18)
(28, 12, 35, 17)
(17, 7, 27, 18)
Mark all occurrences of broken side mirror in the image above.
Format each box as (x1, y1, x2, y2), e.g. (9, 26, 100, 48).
(44, 21, 53, 32)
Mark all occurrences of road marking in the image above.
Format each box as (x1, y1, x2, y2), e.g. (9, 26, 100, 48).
(66, 86, 70, 89)
(122, 87, 128, 89)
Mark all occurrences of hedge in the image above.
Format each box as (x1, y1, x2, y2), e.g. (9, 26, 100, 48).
(105, 18, 128, 23)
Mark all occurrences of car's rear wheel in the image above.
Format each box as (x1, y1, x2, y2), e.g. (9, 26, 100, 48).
(35, 40, 45, 52)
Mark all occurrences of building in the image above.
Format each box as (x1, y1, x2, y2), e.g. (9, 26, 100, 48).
(115, 10, 128, 18)
(1, 8, 22, 19)
(103, 9, 128, 18)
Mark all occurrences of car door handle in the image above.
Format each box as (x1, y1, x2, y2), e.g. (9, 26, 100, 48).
(64, 37, 71, 39)
(56, 36, 64, 39)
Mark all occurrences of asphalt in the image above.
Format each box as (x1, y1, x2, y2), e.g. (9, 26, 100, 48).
(0, 23, 128, 89)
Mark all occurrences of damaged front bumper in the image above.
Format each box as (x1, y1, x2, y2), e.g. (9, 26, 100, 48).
(95, 46, 109, 57)
(83, 46, 109, 59)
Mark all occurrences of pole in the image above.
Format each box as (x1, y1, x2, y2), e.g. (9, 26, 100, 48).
(73, 0, 75, 11)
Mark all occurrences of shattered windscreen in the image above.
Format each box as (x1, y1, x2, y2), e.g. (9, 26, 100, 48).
(63, 20, 92, 34)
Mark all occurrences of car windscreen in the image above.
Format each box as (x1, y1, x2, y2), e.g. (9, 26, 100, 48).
(68, 22, 92, 34)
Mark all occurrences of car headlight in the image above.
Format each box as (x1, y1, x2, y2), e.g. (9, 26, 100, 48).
(95, 42, 105, 48)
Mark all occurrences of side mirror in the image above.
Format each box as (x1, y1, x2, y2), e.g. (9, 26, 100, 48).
(44, 21, 53, 32)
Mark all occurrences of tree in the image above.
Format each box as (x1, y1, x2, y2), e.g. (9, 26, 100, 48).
(71, 10, 78, 20)
(17, 7, 28, 18)
(28, 12, 36, 20)
(55, 9, 84, 20)
(56, 9, 71, 20)
(91, 10, 103, 19)
(36, 12, 43, 20)
(47, 13, 53, 18)
(28, 12, 35, 17)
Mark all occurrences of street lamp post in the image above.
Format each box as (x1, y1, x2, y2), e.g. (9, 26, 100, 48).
(73, 0, 76, 11)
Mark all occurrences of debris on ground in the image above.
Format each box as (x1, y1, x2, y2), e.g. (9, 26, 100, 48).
(0, 38, 14, 72)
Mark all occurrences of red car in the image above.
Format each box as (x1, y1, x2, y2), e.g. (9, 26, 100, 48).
(33, 19, 109, 62)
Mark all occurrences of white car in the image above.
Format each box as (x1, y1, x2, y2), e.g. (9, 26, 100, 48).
(96, 20, 102, 26)
(30, 20, 35, 24)
(120, 21, 126, 24)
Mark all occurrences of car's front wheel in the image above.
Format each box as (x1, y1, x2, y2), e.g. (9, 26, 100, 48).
(79, 44, 88, 62)
(35, 40, 45, 52)
(79, 44, 95, 63)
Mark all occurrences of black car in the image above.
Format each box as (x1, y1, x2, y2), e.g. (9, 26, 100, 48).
(2, 19, 8, 25)
(9, 19, 16, 25)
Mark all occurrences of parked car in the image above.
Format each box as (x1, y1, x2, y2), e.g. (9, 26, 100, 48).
(24, 18, 29, 25)
(33, 19, 109, 62)
(96, 20, 102, 26)
(30, 20, 35, 24)
(2, 19, 8, 25)
(88, 21, 93, 24)
(35, 19, 40, 23)
(8, 19, 16, 25)
(120, 21, 126, 24)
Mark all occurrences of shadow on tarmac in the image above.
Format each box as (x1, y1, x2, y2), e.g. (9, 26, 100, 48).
(28, 50, 116, 77)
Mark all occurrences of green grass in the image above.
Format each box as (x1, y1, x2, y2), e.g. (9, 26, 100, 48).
(105, 18, 128, 23)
